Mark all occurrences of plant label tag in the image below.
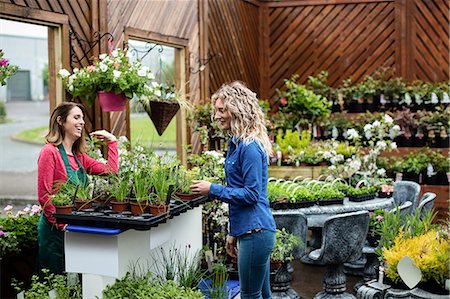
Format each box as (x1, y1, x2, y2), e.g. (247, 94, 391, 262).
(16, 291, 25, 299)
(397, 256, 422, 289)
(48, 289, 57, 299)
(205, 250, 214, 272)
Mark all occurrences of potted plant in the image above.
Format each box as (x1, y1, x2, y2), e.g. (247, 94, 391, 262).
(130, 170, 151, 216)
(278, 74, 331, 130)
(58, 48, 154, 112)
(376, 210, 449, 295)
(175, 167, 201, 201)
(148, 163, 177, 215)
(139, 82, 191, 136)
(271, 228, 301, 270)
(73, 184, 93, 211)
(109, 174, 131, 212)
(50, 185, 74, 215)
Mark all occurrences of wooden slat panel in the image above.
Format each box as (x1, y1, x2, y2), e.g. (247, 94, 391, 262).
(208, 0, 260, 93)
(412, 0, 449, 82)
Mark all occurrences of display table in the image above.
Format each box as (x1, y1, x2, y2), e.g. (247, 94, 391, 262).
(272, 197, 394, 227)
(55, 197, 207, 298)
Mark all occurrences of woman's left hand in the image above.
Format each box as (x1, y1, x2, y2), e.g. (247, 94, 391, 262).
(190, 180, 211, 196)
(90, 130, 117, 142)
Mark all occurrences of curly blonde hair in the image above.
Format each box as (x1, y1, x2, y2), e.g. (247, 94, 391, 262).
(211, 81, 272, 157)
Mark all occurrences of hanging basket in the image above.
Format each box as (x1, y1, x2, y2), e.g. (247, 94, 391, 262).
(146, 101, 180, 136)
(97, 91, 127, 112)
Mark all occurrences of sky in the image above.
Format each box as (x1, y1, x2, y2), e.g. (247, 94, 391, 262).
(0, 19, 47, 38)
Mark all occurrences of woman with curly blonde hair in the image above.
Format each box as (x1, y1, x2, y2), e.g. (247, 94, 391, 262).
(191, 81, 276, 299)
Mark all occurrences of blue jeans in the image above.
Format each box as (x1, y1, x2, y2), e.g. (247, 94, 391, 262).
(238, 229, 275, 299)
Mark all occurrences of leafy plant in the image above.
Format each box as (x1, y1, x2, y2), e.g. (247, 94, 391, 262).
(58, 48, 154, 105)
(209, 263, 229, 299)
(346, 186, 377, 196)
(0, 49, 19, 86)
(316, 188, 345, 200)
(383, 227, 449, 287)
(110, 174, 131, 202)
(13, 269, 81, 299)
(279, 74, 331, 128)
(271, 228, 302, 262)
(267, 182, 290, 203)
(292, 187, 316, 202)
(0, 205, 41, 257)
(375, 208, 437, 260)
(177, 167, 197, 194)
(101, 272, 204, 299)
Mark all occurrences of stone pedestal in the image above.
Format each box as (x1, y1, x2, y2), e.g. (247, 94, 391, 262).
(271, 262, 300, 299)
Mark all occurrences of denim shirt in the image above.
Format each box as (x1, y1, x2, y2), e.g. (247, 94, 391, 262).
(209, 137, 276, 237)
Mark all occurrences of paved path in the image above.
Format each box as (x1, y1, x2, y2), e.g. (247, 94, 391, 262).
(0, 101, 48, 208)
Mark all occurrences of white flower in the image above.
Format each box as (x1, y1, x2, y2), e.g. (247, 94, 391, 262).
(4, 205, 13, 212)
(403, 93, 412, 106)
(204, 150, 223, 159)
(431, 93, 439, 104)
(99, 63, 108, 72)
(376, 140, 387, 151)
(69, 85, 74, 91)
(372, 120, 381, 127)
(111, 49, 119, 57)
(151, 81, 160, 88)
(390, 142, 397, 149)
(377, 168, 386, 176)
(349, 158, 361, 171)
(154, 89, 162, 97)
(99, 53, 107, 60)
(363, 124, 373, 132)
(73, 68, 79, 73)
(346, 129, 360, 140)
(58, 69, 70, 78)
(364, 130, 372, 140)
(113, 70, 121, 80)
(137, 68, 147, 77)
(218, 158, 225, 165)
(147, 72, 155, 80)
(383, 114, 393, 124)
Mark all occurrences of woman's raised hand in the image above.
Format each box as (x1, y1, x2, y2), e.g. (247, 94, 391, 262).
(90, 130, 117, 142)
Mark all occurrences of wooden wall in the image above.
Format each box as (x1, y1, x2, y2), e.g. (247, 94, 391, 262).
(208, 0, 449, 100)
(208, 0, 260, 94)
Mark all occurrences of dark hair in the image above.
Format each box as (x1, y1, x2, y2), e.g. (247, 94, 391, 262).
(45, 102, 87, 153)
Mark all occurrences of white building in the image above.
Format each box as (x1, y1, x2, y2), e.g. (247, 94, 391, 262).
(0, 20, 48, 102)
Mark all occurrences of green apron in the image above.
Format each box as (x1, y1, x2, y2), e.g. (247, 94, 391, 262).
(38, 144, 88, 275)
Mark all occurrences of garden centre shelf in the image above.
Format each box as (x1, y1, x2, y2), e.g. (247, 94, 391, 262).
(54, 196, 210, 231)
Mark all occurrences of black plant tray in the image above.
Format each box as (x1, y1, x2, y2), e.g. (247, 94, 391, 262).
(54, 196, 210, 231)
(348, 193, 376, 202)
(271, 201, 315, 210)
(317, 198, 344, 206)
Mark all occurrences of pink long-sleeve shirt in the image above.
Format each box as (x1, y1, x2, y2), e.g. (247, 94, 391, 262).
(37, 141, 118, 229)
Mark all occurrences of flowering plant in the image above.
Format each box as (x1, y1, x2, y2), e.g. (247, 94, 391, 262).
(0, 204, 42, 257)
(58, 48, 154, 105)
(187, 150, 225, 184)
(0, 49, 18, 86)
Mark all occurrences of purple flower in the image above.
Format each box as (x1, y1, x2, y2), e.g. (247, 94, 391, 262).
(376, 215, 384, 222)
(0, 58, 9, 66)
(4, 205, 13, 212)
(0, 231, 3, 236)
